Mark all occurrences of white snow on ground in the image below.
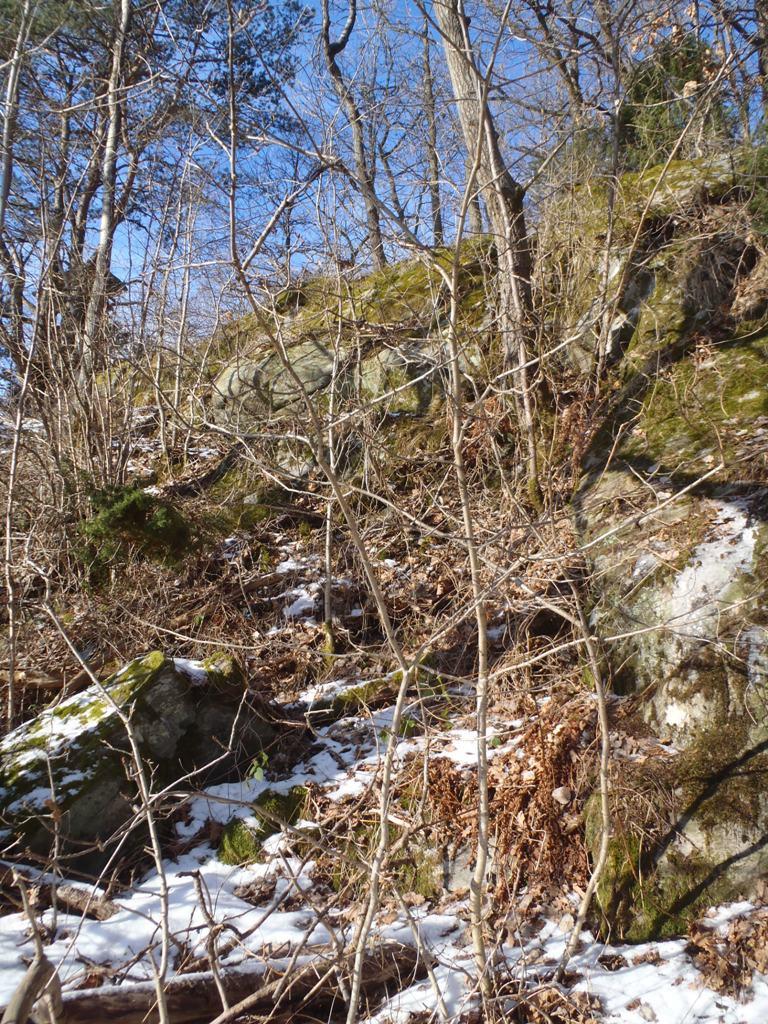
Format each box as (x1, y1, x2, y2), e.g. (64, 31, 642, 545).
(247, 540, 361, 628)
(666, 499, 757, 637)
(0, 849, 331, 996)
(371, 910, 768, 1024)
(282, 586, 318, 619)
(5, 868, 768, 1024)
(3, 674, 768, 1020)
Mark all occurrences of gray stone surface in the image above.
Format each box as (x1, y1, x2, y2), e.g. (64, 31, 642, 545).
(0, 652, 273, 865)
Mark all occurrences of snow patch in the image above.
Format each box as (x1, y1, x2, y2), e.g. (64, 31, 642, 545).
(666, 500, 757, 637)
(172, 658, 209, 683)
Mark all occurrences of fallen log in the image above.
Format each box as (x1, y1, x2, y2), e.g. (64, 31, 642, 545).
(0, 864, 118, 921)
(27, 942, 423, 1024)
(5, 670, 62, 691)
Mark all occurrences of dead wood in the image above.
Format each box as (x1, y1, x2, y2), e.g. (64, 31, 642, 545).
(26, 942, 422, 1024)
(2, 953, 61, 1024)
(0, 865, 118, 921)
(164, 447, 242, 498)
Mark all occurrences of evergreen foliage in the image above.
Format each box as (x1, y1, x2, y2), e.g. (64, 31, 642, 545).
(81, 484, 191, 561)
(619, 32, 733, 168)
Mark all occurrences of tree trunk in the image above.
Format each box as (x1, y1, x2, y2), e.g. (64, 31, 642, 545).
(432, 0, 540, 506)
(79, 0, 132, 382)
(465, 151, 484, 234)
(321, 0, 387, 269)
(758, 0, 768, 127)
(422, 14, 444, 246)
(0, 0, 33, 378)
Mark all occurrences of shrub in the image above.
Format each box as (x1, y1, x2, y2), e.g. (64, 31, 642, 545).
(81, 485, 191, 562)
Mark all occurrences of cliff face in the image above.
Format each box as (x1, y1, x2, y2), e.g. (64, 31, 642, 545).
(568, 154, 768, 939)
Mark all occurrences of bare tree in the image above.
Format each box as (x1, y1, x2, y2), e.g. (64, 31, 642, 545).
(422, 9, 445, 246)
(321, 0, 387, 268)
(79, 0, 132, 384)
(432, 0, 540, 505)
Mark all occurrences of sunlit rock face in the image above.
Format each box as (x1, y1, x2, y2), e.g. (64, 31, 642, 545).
(208, 243, 492, 433)
(211, 340, 335, 424)
(573, 155, 768, 940)
(0, 652, 273, 868)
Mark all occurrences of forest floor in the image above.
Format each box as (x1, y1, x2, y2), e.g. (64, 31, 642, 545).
(2, 540, 768, 1022)
(4, 419, 768, 1023)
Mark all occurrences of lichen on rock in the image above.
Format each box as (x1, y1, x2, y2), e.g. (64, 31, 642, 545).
(0, 652, 273, 867)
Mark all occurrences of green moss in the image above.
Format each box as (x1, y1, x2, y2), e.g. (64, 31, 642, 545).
(382, 715, 422, 742)
(397, 715, 421, 738)
(617, 332, 768, 482)
(315, 663, 445, 727)
(331, 678, 394, 715)
(341, 239, 489, 328)
(200, 652, 243, 691)
(359, 348, 435, 415)
(675, 724, 768, 828)
(218, 819, 263, 866)
(586, 723, 768, 942)
(218, 786, 308, 865)
(585, 785, 700, 942)
(203, 463, 282, 533)
(107, 651, 167, 699)
(616, 155, 738, 220)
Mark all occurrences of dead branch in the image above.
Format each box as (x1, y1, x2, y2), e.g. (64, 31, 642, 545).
(2, 872, 62, 1024)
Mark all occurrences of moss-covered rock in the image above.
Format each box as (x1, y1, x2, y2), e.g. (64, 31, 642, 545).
(573, 152, 768, 939)
(543, 153, 746, 373)
(325, 816, 442, 902)
(208, 241, 491, 431)
(578, 328, 768, 744)
(211, 338, 334, 426)
(0, 652, 274, 867)
(578, 337, 768, 940)
(301, 664, 444, 727)
(359, 343, 438, 415)
(586, 727, 768, 941)
(218, 786, 308, 865)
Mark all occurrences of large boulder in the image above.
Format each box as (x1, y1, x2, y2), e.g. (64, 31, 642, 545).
(0, 652, 274, 867)
(213, 336, 443, 429)
(211, 338, 334, 425)
(573, 155, 768, 939)
(578, 329, 768, 937)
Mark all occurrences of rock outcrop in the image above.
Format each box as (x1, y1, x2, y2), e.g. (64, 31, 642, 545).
(0, 652, 274, 868)
(209, 245, 490, 434)
(572, 154, 768, 939)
